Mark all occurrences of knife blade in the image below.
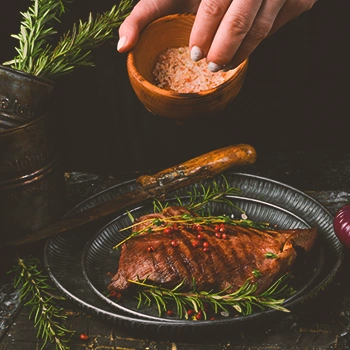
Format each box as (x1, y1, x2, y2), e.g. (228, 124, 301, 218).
(5, 144, 257, 246)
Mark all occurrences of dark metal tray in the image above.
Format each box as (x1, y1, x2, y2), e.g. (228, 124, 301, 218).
(44, 173, 343, 336)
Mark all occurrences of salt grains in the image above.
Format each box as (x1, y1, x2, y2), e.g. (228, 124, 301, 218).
(152, 46, 230, 93)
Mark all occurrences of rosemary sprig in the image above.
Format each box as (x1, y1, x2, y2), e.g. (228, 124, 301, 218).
(114, 212, 270, 249)
(4, 0, 134, 79)
(3, 0, 67, 74)
(153, 175, 243, 215)
(186, 175, 243, 214)
(8, 256, 75, 350)
(114, 215, 270, 251)
(130, 274, 295, 320)
(109, 177, 296, 321)
(113, 176, 264, 249)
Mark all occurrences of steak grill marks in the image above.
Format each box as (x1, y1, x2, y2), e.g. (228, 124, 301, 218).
(108, 206, 317, 296)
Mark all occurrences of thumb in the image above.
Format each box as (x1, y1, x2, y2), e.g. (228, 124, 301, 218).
(117, 14, 142, 53)
(117, 0, 182, 53)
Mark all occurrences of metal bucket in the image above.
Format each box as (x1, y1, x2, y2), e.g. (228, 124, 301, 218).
(0, 65, 54, 130)
(0, 108, 66, 244)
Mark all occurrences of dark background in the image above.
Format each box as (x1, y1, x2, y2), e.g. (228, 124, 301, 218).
(1, 0, 349, 176)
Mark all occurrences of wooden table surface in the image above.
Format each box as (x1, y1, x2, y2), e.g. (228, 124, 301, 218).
(1, 148, 350, 349)
(1, 1, 350, 348)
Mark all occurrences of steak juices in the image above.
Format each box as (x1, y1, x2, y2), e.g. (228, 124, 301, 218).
(108, 206, 317, 298)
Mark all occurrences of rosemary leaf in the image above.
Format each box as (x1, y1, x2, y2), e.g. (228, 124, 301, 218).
(107, 177, 296, 321)
(8, 256, 75, 350)
(113, 175, 261, 249)
(32, 0, 134, 78)
(4, 0, 66, 73)
(128, 274, 294, 320)
(3, 0, 134, 80)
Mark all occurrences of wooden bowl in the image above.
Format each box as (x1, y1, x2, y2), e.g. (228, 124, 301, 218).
(127, 13, 249, 123)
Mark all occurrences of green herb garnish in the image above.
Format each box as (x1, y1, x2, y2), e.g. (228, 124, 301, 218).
(8, 256, 75, 350)
(130, 274, 295, 319)
(113, 176, 270, 249)
(252, 269, 262, 277)
(109, 176, 294, 320)
(3, 0, 133, 79)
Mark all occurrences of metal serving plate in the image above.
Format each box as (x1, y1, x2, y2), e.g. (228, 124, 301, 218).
(81, 196, 324, 322)
(44, 172, 343, 336)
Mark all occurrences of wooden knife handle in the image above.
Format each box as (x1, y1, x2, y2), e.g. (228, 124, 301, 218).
(3, 144, 256, 247)
(137, 144, 257, 189)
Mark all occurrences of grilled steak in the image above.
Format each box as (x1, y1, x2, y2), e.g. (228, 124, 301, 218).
(108, 206, 317, 295)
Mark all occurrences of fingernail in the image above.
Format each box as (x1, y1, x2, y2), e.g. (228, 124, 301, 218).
(117, 36, 127, 51)
(190, 46, 203, 62)
(208, 62, 222, 72)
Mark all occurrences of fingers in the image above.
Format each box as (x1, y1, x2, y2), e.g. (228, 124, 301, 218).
(118, 0, 317, 72)
(189, 0, 231, 62)
(207, 0, 265, 69)
(190, 0, 315, 72)
(117, 0, 201, 52)
(225, 0, 286, 70)
(190, 0, 264, 70)
(117, 0, 181, 52)
(226, 0, 316, 69)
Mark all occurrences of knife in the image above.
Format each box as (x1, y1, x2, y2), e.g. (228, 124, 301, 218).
(5, 144, 257, 246)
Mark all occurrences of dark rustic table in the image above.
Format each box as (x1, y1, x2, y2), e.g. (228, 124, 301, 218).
(1, 1, 350, 348)
(1, 148, 350, 350)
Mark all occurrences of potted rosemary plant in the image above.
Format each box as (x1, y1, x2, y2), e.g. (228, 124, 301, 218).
(1, 2, 134, 348)
(0, 0, 133, 128)
(0, 0, 133, 243)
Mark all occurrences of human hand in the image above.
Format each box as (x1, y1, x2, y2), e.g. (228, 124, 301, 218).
(117, 0, 317, 71)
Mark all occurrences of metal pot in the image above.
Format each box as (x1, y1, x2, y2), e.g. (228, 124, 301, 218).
(0, 69, 65, 243)
(0, 65, 54, 130)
